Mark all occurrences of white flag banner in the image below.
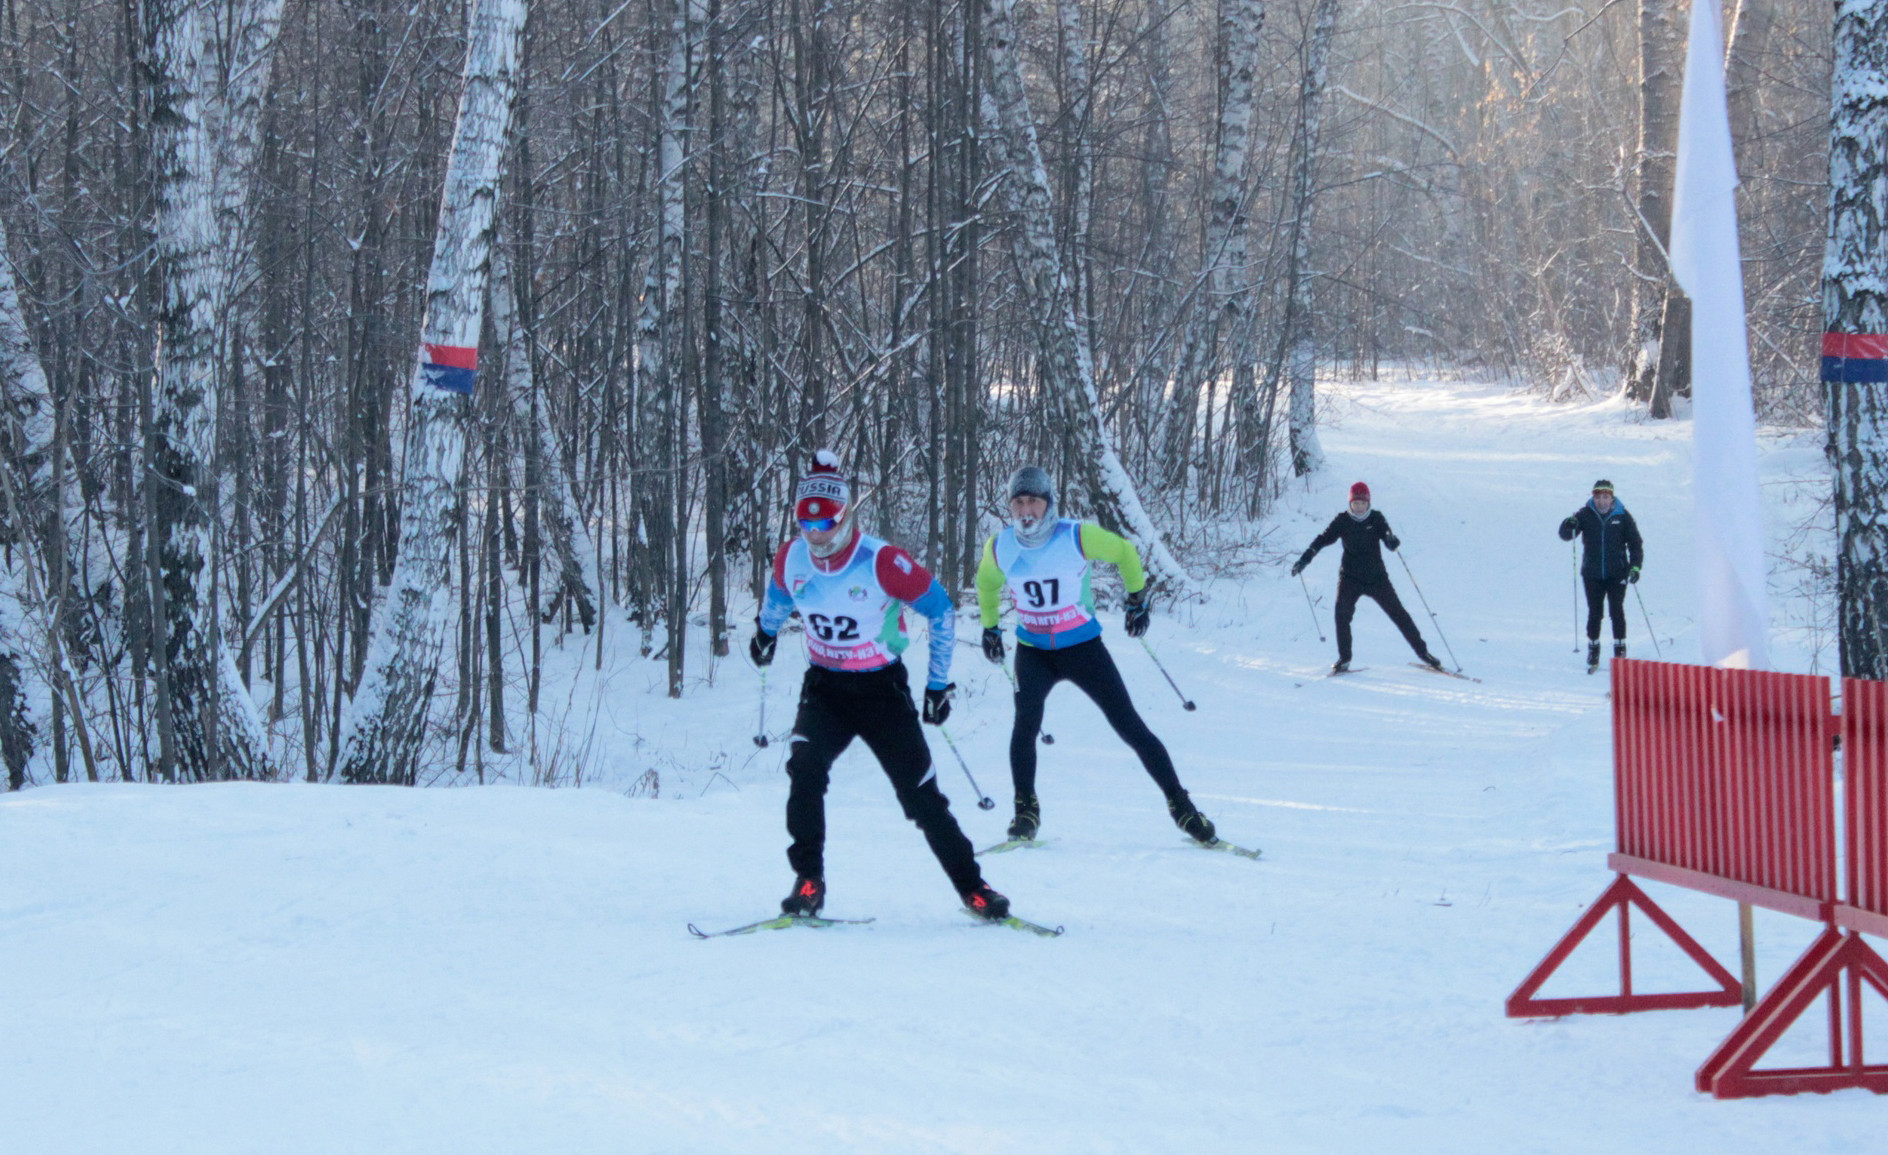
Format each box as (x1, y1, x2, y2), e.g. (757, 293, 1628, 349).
(1668, 0, 1769, 670)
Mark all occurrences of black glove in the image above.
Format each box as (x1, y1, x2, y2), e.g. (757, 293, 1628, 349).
(1383, 532, 1400, 551)
(1559, 516, 1578, 540)
(1290, 559, 1306, 577)
(749, 622, 777, 667)
(981, 626, 1005, 664)
(1629, 566, 1641, 585)
(1124, 590, 1150, 638)
(922, 683, 954, 725)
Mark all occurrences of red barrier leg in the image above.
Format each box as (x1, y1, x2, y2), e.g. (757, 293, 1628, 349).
(1696, 930, 1888, 1098)
(1507, 875, 1744, 1018)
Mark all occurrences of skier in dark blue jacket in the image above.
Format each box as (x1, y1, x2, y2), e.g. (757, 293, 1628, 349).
(1558, 479, 1644, 671)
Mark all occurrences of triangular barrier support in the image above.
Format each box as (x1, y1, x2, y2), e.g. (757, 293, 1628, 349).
(1506, 874, 1744, 1018)
(1696, 929, 1888, 1098)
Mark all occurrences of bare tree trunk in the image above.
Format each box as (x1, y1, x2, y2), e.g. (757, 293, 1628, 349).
(1284, 0, 1339, 478)
(147, 0, 287, 781)
(490, 236, 595, 633)
(1625, 0, 1685, 408)
(1160, 0, 1264, 490)
(979, 0, 1192, 593)
(635, 0, 690, 699)
(335, 0, 526, 785)
(1824, 0, 1888, 679)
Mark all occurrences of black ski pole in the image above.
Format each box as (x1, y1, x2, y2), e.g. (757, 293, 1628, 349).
(753, 667, 770, 747)
(1633, 583, 1663, 659)
(1001, 660, 1054, 744)
(1298, 572, 1326, 642)
(937, 725, 996, 809)
(1138, 636, 1196, 711)
(1396, 552, 1462, 671)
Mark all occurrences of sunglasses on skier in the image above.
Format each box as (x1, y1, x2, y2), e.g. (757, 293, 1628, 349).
(798, 516, 840, 532)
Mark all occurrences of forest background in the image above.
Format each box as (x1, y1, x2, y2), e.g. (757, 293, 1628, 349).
(0, 0, 1837, 789)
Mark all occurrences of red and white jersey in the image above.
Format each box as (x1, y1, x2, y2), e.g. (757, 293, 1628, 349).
(766, 533, 941, 674)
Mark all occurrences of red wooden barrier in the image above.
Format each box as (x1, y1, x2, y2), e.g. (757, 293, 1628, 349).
(1511, 660, 1888, 1098)
(1609, 660, 1836, 917)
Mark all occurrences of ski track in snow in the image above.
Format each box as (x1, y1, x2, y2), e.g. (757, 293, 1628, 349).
(3, 377, 1872, 1153)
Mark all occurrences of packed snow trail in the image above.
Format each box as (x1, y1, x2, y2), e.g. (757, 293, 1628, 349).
(2, 377, 1868, 1154)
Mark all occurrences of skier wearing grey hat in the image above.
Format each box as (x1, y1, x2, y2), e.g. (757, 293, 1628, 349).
(974, 466, 1218, 847)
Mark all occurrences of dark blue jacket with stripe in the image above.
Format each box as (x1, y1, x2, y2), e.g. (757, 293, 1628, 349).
(1559, 499, 1644, 583)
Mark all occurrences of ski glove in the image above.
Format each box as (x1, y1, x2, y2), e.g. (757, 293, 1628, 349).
(1289, 560, 1305, 577)
(981, 626, 1005, 664)
(1383, 532, 1401, 551)
(1124, 590, 1151, 638)
(1558, 516, 1578, 540)
(1629, 566, 1641, 584)
(749, 621, 777, 667)
(922, 683, 954, 725)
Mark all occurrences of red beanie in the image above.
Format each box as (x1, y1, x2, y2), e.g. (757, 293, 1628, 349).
(1349, 481, 1370, 501)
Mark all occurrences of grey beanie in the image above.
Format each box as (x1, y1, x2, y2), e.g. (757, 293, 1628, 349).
(1008, 466, 1055, 503)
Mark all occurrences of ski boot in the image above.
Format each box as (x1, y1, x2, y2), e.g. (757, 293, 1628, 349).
(961, 883, 1012, 921)
(1007, 794, 1040, 841)
(780, 875, 826, 917)
(1331, 659, 1351, 674)
(1167, 791, 1217, 844)
(1418, 650, 1444, 670)
(1614, 641, 1627, 660)
(1586, 641, 1601, 673)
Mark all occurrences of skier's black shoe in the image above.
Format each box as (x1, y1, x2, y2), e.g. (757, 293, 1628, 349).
(1007, 794, 1040, 841)
(780, 875, 826, 917)
(1419, 651, 1443, 670)
(1586, 641, 1601, 671)
(961, 883, 1011, 921)
(1331, 659, 1350, 674)
(1167, 791, 1217, 844)
(1614, 641, 1627, 660)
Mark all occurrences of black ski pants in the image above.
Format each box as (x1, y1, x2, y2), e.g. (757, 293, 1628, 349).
(1010, 637, 1183, 802)
(1584, 576, 1628, 641)
(1335, 574, 1428, 663)
(784, 661, 984, 894)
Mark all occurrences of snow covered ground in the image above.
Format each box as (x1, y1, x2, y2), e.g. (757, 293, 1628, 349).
(5, 376, 1880, 1153)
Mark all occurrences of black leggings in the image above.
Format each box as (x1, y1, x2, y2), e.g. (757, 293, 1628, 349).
(1584, 576, 1628, 641)
(783, 663, 984, 894)
(1335, 575, 1427, 663)
(1010, 638, 1183, 801)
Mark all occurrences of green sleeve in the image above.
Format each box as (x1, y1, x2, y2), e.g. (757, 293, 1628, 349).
(1078, 524, 1147, 594)
(975, 536, 1007, 628)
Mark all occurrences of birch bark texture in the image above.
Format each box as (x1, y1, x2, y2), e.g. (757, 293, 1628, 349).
(1822, 0, 1888, 679)
(1160, 0, 1264, 490)
(979, 0, 1193, 594)
(1284, 0, 1339, 478)
(148, 0, 289, 781)
(335, 0, 526, 785)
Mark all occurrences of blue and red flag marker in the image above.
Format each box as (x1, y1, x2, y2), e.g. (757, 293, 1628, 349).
(422, 343, 478, 394)
(1822, 332, 1888, 384)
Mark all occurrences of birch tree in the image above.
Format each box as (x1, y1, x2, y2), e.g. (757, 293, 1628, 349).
(1823, 0, 1888, 679)
(335, 0, 526, 785)
(1282, 0, 1338, 478)
(979, 0, 1192, 593)
(148, 0, 288, 781)
(1160, 0, 1264, 490)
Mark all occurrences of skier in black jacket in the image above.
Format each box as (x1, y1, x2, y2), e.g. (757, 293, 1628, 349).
(1291, 482, 1442, 674)
(1558, 478, 1644, 670)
